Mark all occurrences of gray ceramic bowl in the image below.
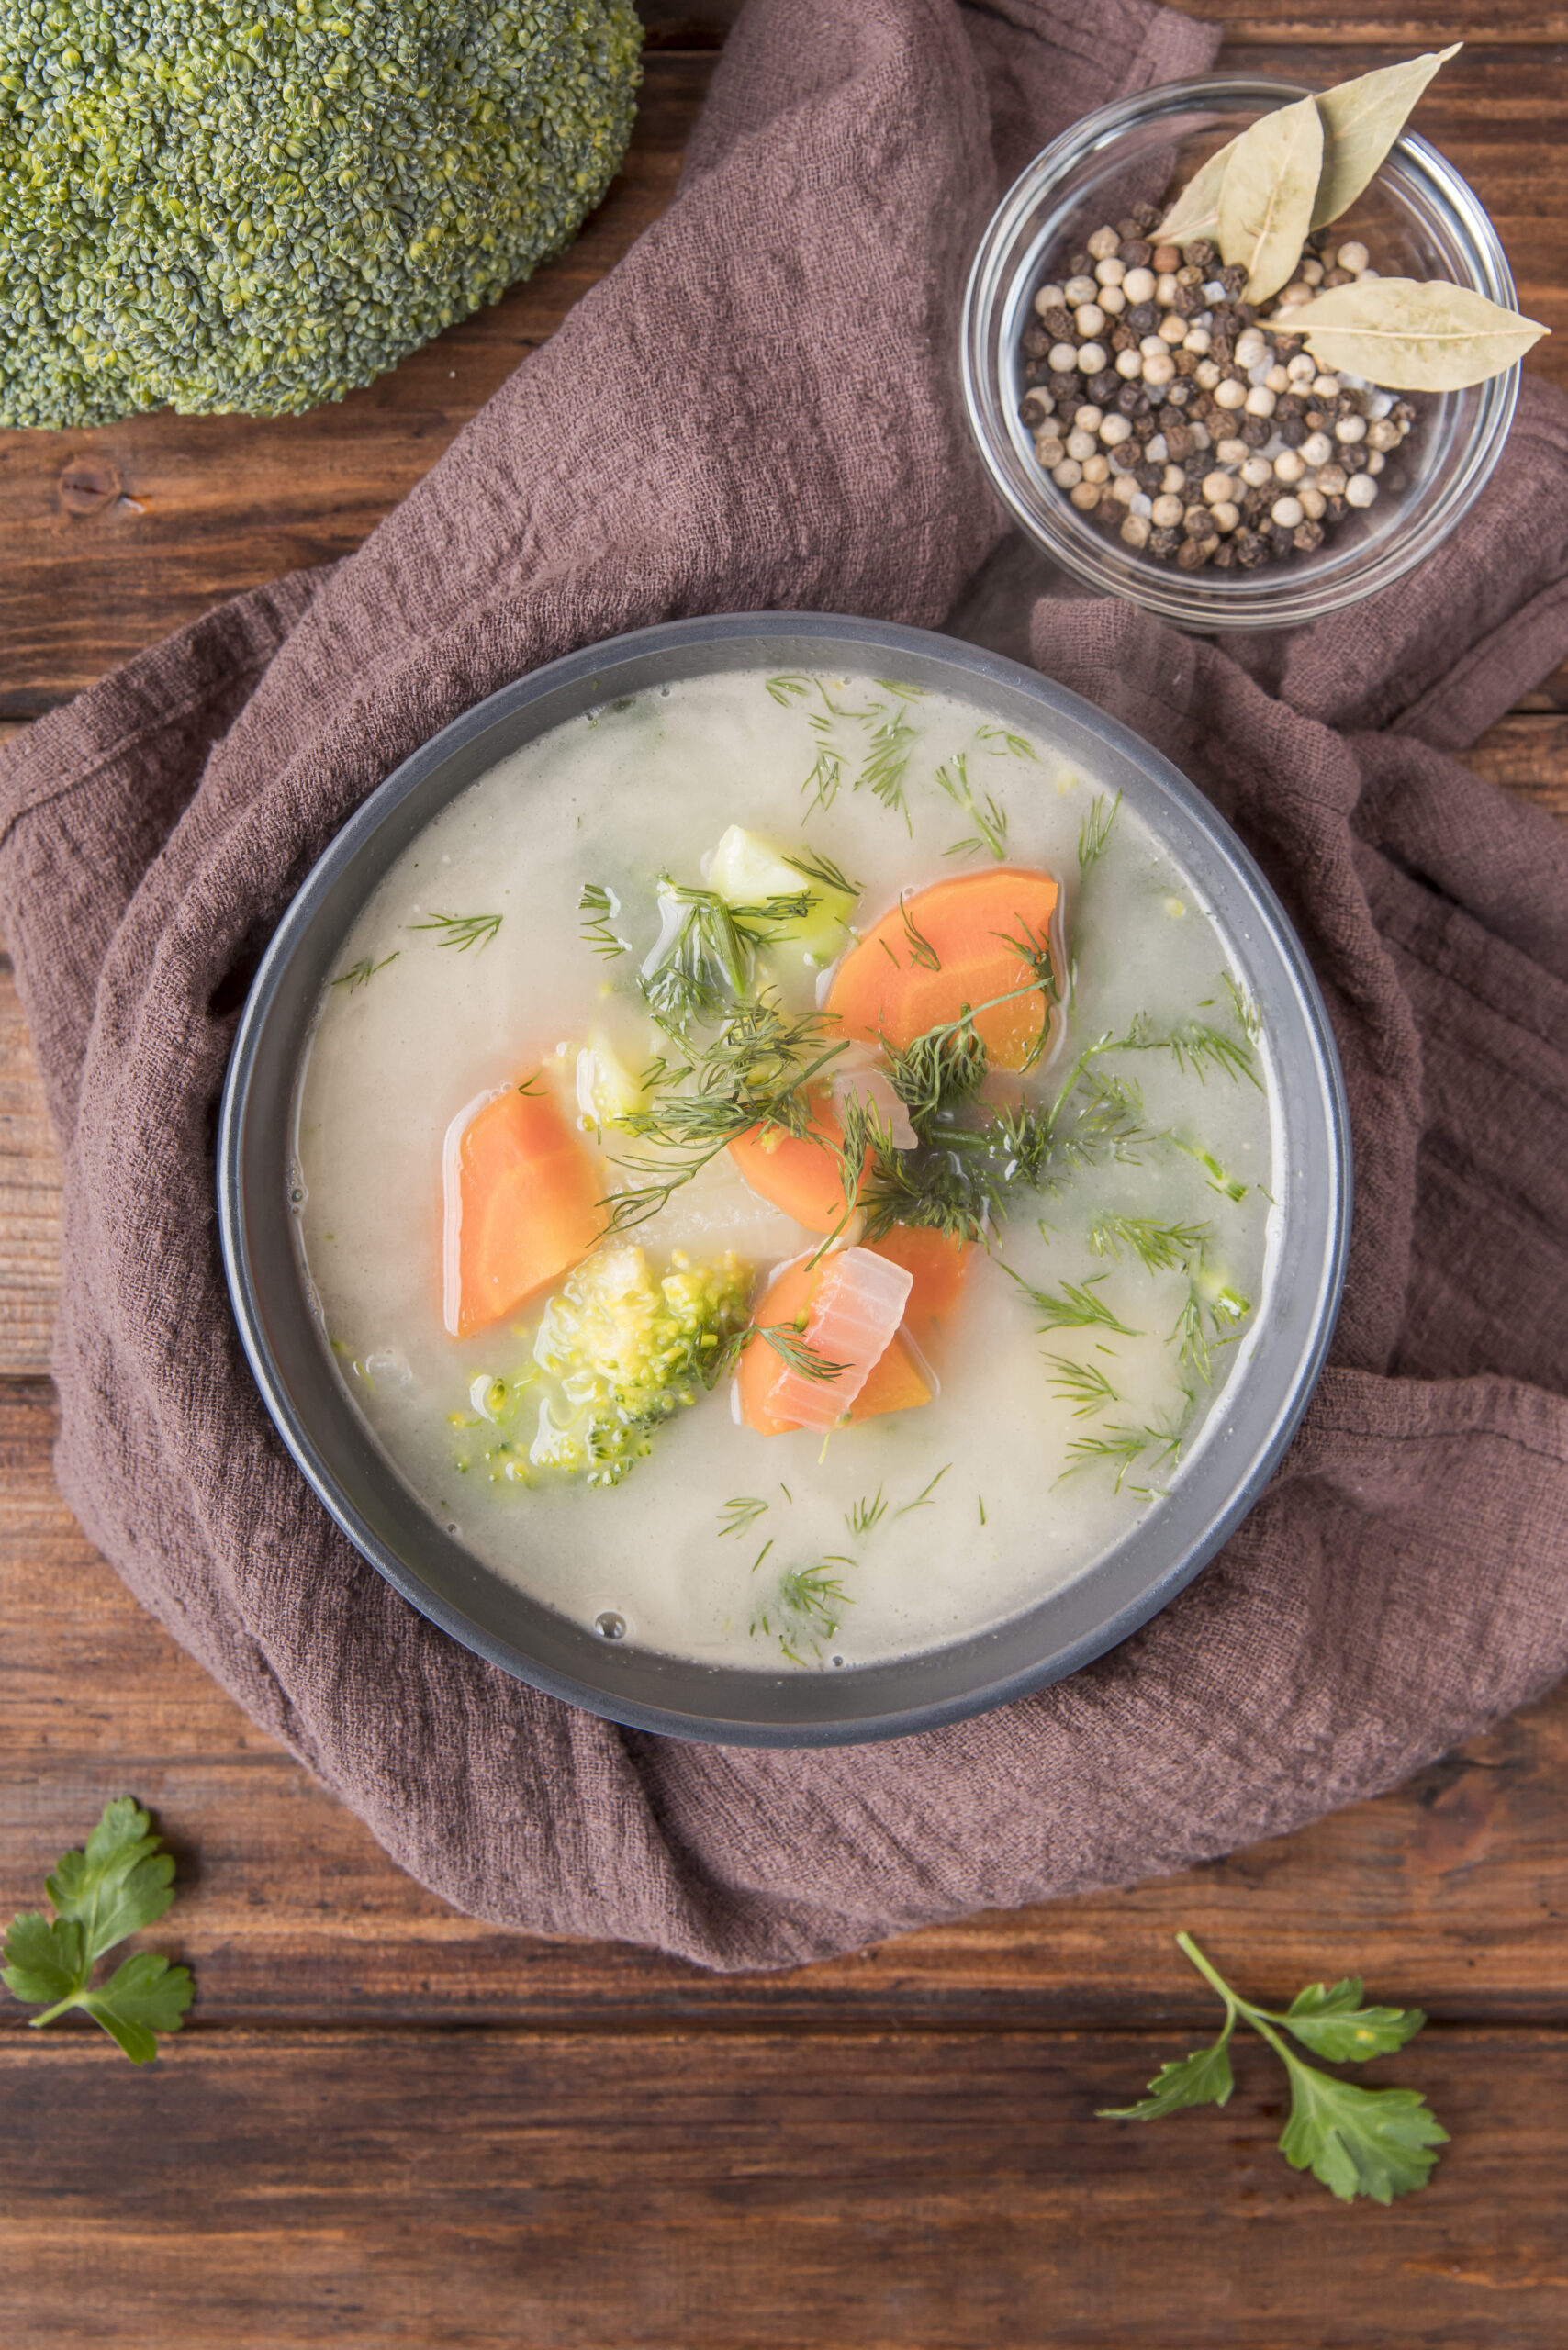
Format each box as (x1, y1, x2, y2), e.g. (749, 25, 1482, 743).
(218, 613, 1350, 1746)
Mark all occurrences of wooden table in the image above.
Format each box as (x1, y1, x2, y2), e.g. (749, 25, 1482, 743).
(5, 6, 1566, 2342)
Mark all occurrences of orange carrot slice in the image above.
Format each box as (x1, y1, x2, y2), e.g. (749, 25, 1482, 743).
(867, 1225, 973, 1353)
(824, 867, 1059, 1070)
(442, 1080, 606, 1338)
(727, 1091, 862, 1234)
(735, 1247, 914, 1435)
(848, 1333, 933, 1421)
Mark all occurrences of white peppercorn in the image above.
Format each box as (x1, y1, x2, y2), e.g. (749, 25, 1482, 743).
(1301, 257, 1324, 285)
(1316, 463, 1348, 496)
(1070, 480, 1102, 509)
(1155, 272, 1179, 305)
(1111, 473, 1138, 505)
(1312, 374, 1340, 398)
(1272, 448, 1305, 484)
(1336, 240, 1369, 274)
(1201, 468, 1234, 505)
(1240, 454, 1273, 489)
(1077, 341, 1108, 374)
(1215, 437, 1249, 465)
(1114, 348, 1143, 379)
(1235, 328, 1267, 369)
(1366, 451, 1386, 476)
(1081, 453, 1110, 485)
(1211, 500, 1239, 533)
(1213, 377, 1246, 410)
(1052, 457, 1082, 487)
(1048, 341, 1077, 372)
(1244, 385, 1276, 419)
(1159, 464, 1185, 495)
(1074, 302, 1106, 339)
(1074, 404, 1103, 431)
(1100, 285, 1127, 315)
(1366, 418, 1399, 451)
(1142, 352, 1175, 387)
(1184, 327, 1212, 355)
(1100, 413, 1132, 446)
(1278, 284, 1312, 308)
(1195, 359, 1222, 389)
(1345, 472, 1379, 508)
(1066, 428, 1097, 461)
(1035, 434, 1066, 468)
(1264, 364, 1290, 394)
(1121, 512, 1151, 548)
(1335, 413, 1367, 443)
(1087, 226, 1120, 261)
(1123, 266, 1156, 304)
(1064, 274, 1097, 305)
(1151, 493, 1185, 528)
(1286, 352, 1316, 385)
(1095, 256, 1126, 286)
(1158, 312, 1187, 343)
(1298, 486, 1327, 520)
(1033, 284, 1066, 316)
(1301, 431, 1333, 465)
(1270, 495, 1305, 528)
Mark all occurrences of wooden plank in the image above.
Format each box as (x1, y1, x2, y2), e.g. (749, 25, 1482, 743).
(3, 2026, 1565, 2347)
(1459, 713, 1568, 815)
(0, 964, 61, 1377)
(0, 40, 1564, 710)
(6, 1381, 1568, 2026)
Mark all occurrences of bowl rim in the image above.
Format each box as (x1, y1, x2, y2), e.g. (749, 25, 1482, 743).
(960, 70, 1522, 631)
(218, 611, 1351, 1746)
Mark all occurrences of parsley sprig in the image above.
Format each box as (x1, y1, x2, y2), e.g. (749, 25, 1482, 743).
(1101, 1933, 1447, 2203)
(2, 1798, 194, 2065)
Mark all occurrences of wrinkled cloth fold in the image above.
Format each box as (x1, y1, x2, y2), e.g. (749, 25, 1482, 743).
(3, 0, 1567, 1971)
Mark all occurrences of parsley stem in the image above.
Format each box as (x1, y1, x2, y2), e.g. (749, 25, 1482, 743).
(28, 1992, 85, 2029)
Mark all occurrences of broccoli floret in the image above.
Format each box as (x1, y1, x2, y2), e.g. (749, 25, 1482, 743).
(0, 0, 642, 426)
(459, 1246, 753, 1491)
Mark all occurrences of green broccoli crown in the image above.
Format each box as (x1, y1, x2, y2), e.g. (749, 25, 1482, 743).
(461, 1245, 754, 1491)
(0, 0, 642, 426)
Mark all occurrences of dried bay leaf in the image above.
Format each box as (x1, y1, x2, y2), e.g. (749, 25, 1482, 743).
(1216, 93, 1324, 305)
(1289, 276, 1548, 390)
(1312, 45, 1463, 229)
(1155, 139, 1234, 247)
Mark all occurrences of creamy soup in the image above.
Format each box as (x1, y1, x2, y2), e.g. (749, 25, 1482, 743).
(294, 667, 1278, 1671)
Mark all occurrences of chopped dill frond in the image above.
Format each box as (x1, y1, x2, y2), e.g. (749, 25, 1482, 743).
(1224, 970, 1262, 1043)
(1090, 1214, 1214, 1276)
(784, 849, 862, 898)
(1006, 1268, 1140, 1337)
(1046, 1354, 1123, 1417)
(751, 1558, 855, 1665)
(1077, 790, 1122, 878)
(577, 881, 628, 960)
(719, 1496, 768, 1540)
(846, 1487, 889, 1539)
(935, 751, 1010, 861)
(331, 951, 398, 991)
(766, 674, 811, 703)
(1059, 1425, 1149, 1492)
(975, 725, 1038, 762)
(409, 912, 501, 952)
(899, 892, 943, 971)
(858, 713, 918, 822)
(894, 1463, 950, 1516)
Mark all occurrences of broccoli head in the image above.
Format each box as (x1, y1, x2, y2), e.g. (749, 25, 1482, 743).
(0, 0, 642, 426)
(459, 1246, 754, 1490)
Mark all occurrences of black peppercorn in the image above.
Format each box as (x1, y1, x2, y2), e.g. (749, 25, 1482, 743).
(1277, 417, 1307, 449)
(1048, 372, 1080, 402)
(1176, 538, 1213, 570)
(1115, 217, 1141, 241)
(1135, 460, 1162, 492)
(1109, 325, 1137, 352)
(1126, 301, 1159, 334)
(1119, 238, 1152, 269)
(1293, 520, 1325, 553)
(1148, 526, 1181, 560)
(1068, 249, 1092, 276)
(1241, 418, 1271, 449)
(1172, 283, 1204, 319)
(1040, 305, 1074, 342)
(1274, 392, 1306, 420)
(1172, 348, 1199, 376)
(1023, 359, 1050, 386)
(1115, 382, 1148, 417)
(1235, 530, 1269, 567)
(1163, 379, 1193, 408)
(1130, 413, 1157, 442)
(1021, 322, 1051, 359)
(1210, 539, 1237, 569)
(1217, 263, 1247, 297)
(1132, 200, 1161, 231)
(1089, 369, 1120, 403)
(1341, 443, 1369, 473)
(1096, 496, 1123, 529)
(1184, 238, 1218, 272)
(1182, 452, 1209, 483)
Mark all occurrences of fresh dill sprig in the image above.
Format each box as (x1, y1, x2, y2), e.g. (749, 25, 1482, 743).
(846, 1488, 889, 1539)
(1090, 1214, 1214, 1275)
(1006, 1269, 1141, 1337)
(858, 711, 918, 822)
(577, 882, 629, 959)
(802, 734, 845, 814)
(875, 678, 927, 702)
(1046, 1354, 1122, 1417)
(331, 951, 398, 991)
(899, 893, 943, 971)
(751, 1558, 855, 1665)
(894, 1463, 950, 1516)
(1060, 1425, 1149, 1492)
(1110, 1012, 1261, 1090)
(766, 674, 812, 704)
(409, 912, 502, 953)
(1223, 971, 1261, 1043)
(719, 1496, 768, 1540)
(935, 751, 1010, 861)
(784, 850, 862, 898)
(758, 1325, 848, 1383)
(1170, 1134, 1249, 1203)
(975, 725, 1038, 761)
(1077, 790, 1122, 878)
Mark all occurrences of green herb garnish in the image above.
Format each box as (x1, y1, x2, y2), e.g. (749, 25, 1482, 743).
(578, 882, 629, 959)
(719, 1496, 768, 1540)
(1045, 1354, 1122, 1416)
(1077, 790, 1122, 877)
(2, 1799, 194, 2065)
(1101, 1933, 1446, 2205)
(410, 911, 502, 953)
(331, 951, 398, 991)
(935, 751, 1009, 861)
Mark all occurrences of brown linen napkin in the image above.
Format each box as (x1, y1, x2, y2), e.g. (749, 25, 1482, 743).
(4, 0, 1568, 1970)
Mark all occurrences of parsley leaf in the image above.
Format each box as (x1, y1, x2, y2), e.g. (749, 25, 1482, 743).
(1099, 1932, 1446, 2203)
(2, 1798, 193, 2065)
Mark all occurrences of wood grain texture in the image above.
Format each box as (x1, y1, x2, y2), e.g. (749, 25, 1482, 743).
(5, 1381, 1567, 2030)
(0, 38, 1564, 709)
(0, 965, 61, 1375)
(4, 2028, 1567, 2349)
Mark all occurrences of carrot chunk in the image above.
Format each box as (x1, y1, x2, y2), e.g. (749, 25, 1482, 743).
(867, 1225, 973, 1352)
(848, 1334, 933, 1421)
(443, 1080, 606, 1338)
(824, 867, 1059, 1070)
(727, 1091, 861, 1234)
(735, 1247, 914, 1435)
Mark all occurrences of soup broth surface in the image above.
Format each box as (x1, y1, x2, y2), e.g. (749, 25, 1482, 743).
(295, 667, 1279, 1671)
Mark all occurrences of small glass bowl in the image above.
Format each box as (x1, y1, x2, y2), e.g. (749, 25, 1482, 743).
(960, 74, 1522, 632)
